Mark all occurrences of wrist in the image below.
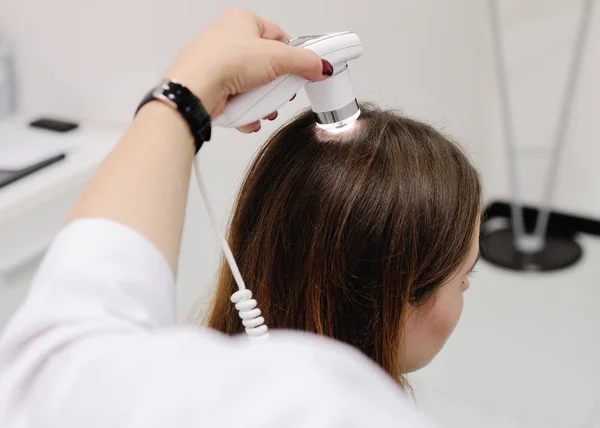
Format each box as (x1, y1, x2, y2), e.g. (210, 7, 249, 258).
(163, 68, 224, 118)
(136, 101, 193, 144)
(136, 79, 212, 153)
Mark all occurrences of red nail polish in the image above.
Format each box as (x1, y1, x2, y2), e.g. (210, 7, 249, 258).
(268, 111, 278, 121)
(289, 94, 297, 101)
(322, 59, 334, 77)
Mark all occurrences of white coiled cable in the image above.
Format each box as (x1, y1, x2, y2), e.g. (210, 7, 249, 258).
(193, 157, 270, 341)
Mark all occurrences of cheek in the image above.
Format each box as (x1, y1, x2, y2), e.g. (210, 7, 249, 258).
(403, 287, 465, 372)
(428, 290, 464, 345)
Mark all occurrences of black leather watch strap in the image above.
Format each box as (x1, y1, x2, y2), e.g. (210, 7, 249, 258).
(136, 79, 211, 153)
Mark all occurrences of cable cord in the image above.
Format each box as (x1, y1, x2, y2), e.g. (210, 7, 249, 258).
(193, 156, 270, 341)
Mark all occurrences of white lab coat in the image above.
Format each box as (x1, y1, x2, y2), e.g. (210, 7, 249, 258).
(0, 219, 433, 427)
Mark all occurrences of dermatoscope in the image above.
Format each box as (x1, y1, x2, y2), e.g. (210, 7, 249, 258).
(195, 32, 363, 340)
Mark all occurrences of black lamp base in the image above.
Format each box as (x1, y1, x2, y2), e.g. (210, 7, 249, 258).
(481, 228, 582, 272)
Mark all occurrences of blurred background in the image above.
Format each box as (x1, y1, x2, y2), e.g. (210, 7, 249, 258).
(0, 1, 598, 426)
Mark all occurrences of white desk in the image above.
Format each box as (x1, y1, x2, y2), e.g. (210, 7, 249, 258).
(0, 115, 123, 327)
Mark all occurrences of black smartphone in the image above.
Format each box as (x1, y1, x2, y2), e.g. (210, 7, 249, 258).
(29, 118, 79, 133)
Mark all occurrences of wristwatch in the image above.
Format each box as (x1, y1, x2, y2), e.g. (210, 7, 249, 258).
(136, 79, 212, 153)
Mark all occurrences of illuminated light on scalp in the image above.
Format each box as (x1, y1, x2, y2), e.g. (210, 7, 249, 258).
(316, 109, 361, 134)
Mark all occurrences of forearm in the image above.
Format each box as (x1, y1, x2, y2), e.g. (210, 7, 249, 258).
(68, 102, 195, 273)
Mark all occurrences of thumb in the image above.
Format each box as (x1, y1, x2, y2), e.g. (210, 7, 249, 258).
(269, 42, 330, 82)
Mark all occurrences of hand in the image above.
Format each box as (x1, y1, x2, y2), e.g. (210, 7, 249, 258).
(164, 8, 332, 133)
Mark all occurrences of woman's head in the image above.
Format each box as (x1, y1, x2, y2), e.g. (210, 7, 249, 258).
(207, 104, 481, 386)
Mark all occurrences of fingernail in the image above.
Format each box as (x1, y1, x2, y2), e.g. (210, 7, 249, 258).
(289, 94, 296, 101)
(254, 125, 261, 132)
(321, 59, 334, 77)
(266, 111, 278, 121)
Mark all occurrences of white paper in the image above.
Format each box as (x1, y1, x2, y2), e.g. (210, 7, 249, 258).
(0, 122, 78, 170)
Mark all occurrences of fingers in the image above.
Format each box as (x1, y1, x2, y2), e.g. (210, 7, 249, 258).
(221, 8, 289, 41)
(259, 18, 291, 42)
(237, 121, 261, 134)
(236, 111, 279, 134)
(269, 42, 330, 82)
(264, 111, 278, 121)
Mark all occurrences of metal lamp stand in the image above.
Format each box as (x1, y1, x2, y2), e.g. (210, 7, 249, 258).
(482, 0, 595, 271)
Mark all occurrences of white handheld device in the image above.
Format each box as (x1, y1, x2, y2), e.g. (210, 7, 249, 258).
(213, 32, 363, 132)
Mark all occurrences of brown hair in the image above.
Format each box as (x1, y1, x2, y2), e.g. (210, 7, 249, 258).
(206, 104, 481, 387)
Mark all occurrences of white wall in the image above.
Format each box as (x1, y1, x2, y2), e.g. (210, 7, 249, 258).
(1, 0, 598, 319)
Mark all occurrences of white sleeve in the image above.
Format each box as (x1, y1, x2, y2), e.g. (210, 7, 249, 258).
(6, 218, 177, 332)
(0, 219, 185, 426)
(0, 219, 434, 428)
